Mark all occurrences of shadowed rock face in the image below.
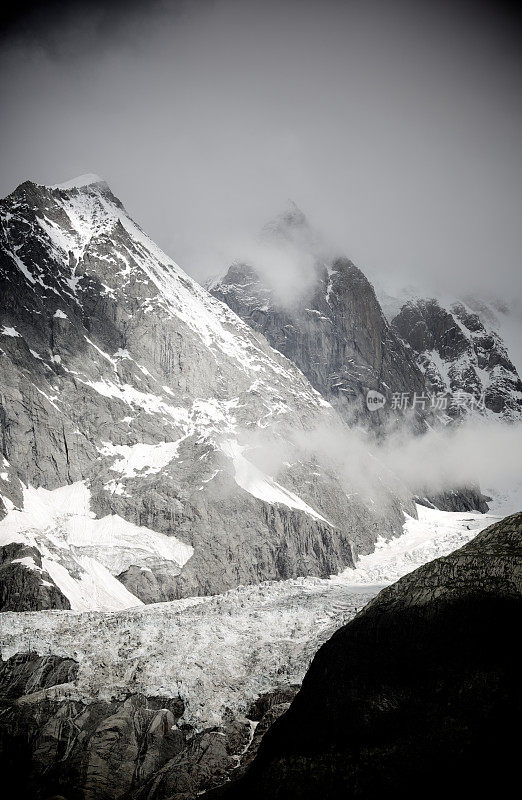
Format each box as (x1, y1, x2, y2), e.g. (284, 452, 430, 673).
(217, 512, 522, 800)
(415, 487, 490, 514)
(0, 652, 78, 699)
(212, 256, 428, 433)
(0, 652, 293, 800)
(0, 543, 70, 610)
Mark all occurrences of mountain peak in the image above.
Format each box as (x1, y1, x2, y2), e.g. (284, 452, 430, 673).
(261, 200, 310, 240)
(279, 199, 308, 227)
(3, 172, 125, 215)
(50, 173, 107, 190)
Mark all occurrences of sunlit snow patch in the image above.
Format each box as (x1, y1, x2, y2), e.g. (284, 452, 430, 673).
(100, 440, 185, 478)
(333, 503, 500, 586)
(0, 482, 193, 611)
(0, 325, 21, 338)
(221, 439, 331, 525)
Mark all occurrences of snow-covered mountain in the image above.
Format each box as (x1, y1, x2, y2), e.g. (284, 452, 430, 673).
(0, 176, 413, 611)
(391, 296, 522, 421)
(1, 178, 516, 797)
(210, 205, 429, 432)
(211, 206, 522, 428)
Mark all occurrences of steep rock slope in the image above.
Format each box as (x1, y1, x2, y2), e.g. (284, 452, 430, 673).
(0, 176, 411, 609)
(210, 205, 427, 432)
(391, 297, 522, 420)
(219, 511, 522, 799)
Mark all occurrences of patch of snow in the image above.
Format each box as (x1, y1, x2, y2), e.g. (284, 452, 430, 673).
(334, 504, 499, 585)
(42, 555, 141, 612)
(11, 556, 42, 571)
(103, 480, 128, 496)
(221, 439, 331, 525)
(38, 217, 80, 260)
(84, 336, 118, 368)
(79, 378, 190, 424)
(0, 482, 193, 611)
(35, 387, 62, 413)
(53, 309, 68, 319)
(1, 325, 21, 338)
(67, 514, 192, 573)
(8, 249, 37, 285)
(99, 440, 184, 478)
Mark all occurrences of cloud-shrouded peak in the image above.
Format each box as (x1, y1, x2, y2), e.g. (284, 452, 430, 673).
(261, 200, 310, 241)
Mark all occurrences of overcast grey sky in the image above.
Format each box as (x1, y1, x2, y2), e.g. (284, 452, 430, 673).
(1, 0, 521, 301)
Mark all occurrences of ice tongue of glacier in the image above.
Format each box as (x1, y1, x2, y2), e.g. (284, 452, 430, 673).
(0, 505, 499, 728)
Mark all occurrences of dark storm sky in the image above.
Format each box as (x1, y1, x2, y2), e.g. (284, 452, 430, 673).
(1, 0, 521, 301)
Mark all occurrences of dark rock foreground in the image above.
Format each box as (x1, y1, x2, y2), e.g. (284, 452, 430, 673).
(215, 512, 522, 799)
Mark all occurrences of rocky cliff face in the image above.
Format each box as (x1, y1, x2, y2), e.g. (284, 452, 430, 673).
(0, 176, 413, 610)
(218, 511, 522, 799)
(210, 206, 428, 433)
(211, 210, 522, 431)
(0, 542, 70, 611)
(391, 297, 522, 420)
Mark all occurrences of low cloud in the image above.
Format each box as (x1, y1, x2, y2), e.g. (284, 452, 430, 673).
(243, 417, 522, 511)
(379, 420, 522, 499)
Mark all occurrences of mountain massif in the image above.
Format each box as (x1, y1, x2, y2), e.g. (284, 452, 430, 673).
(211, 205, 522, 427)
(210, 205, 427, 432)
(0, 177, 520, 800)
(0, 176, 412, 612)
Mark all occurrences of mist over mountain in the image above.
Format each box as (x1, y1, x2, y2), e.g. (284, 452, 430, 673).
(1, 0, 521, 303)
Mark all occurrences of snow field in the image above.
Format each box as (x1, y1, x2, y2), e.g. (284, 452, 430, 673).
(0, 482, 193, 611)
